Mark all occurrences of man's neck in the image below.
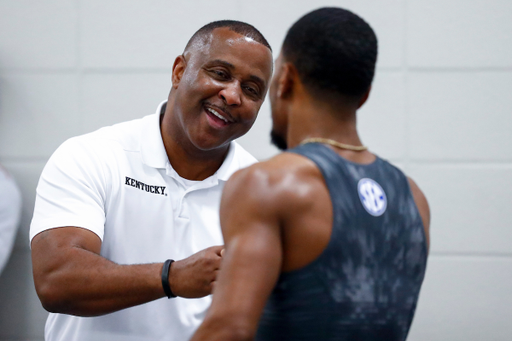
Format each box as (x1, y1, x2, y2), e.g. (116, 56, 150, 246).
(285, 96, 376, 164)
(159, 103, 230, 181)
(286, 97, 362, 148)
(165, 142, 229, 181)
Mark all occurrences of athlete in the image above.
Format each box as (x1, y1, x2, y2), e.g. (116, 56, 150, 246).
(191, 8, 430, 341)
(30, 21, 273, 341)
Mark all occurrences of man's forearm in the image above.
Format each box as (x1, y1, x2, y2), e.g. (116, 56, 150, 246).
(33, 245, 165, 317)
(32, 227, 222, 317)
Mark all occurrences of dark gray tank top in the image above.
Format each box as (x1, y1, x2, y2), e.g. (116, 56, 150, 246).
(256, 143, 427, 341)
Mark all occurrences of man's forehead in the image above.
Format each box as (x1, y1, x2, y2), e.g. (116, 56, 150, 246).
(187, 27, 266, 56)
(210, 27, 254, 45)
(184, 27, 272, 85)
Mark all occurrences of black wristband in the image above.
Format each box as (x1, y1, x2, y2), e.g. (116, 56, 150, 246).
(161, 259, 176, 299)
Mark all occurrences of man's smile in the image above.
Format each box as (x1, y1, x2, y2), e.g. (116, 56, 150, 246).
(204, 104, 235, 128)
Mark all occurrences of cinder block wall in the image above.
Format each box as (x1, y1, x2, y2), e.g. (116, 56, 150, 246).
(0, 1, 510, 340)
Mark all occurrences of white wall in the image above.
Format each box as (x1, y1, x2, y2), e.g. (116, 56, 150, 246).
(0, 1, 511, 340)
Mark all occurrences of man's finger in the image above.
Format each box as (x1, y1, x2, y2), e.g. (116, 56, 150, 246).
(210, 245, 224, 256)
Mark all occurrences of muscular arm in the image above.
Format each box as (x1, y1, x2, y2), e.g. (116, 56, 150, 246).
(408, 177, 431, 251)
(190, 166, 284, 341)
(32, 227, 222, 317)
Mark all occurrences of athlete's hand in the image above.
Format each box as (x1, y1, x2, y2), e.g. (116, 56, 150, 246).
(169, 245, 224, 298)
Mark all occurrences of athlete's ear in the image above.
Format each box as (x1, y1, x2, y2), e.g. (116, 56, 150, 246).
(357, 86, 371, 109)
(171, 55, 187, 89)
(277, 63, 295, 99)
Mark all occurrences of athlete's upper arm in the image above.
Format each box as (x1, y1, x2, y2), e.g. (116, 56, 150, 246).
(192, 165, 284, 340)
(407, 177, 430, 251)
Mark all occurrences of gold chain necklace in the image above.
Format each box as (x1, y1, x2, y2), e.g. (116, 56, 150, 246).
(300, 137, 368, 151)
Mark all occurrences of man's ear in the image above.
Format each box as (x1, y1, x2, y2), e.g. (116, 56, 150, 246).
(171, 55, 187, 89)
(277, 63, 297, 99)
(357, 86, 371, 109)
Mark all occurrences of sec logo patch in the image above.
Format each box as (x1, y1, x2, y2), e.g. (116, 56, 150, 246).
(358, 178, 387, 216)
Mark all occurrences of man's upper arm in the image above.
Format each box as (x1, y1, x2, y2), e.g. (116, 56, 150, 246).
(31, 226, 103, 287)
(201, 166, 284, 336)
(30, 138, 107, 244)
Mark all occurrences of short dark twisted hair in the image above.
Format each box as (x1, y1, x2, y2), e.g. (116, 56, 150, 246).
(283, 7, 377, 103)
(185, 20, 272, 52)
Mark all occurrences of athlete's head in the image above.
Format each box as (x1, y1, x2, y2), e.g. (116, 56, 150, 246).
(165, 20, 273, 153)
(269, 7, 378, 150)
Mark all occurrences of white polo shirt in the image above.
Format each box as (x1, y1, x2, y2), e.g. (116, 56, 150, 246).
(30, 101, 257, 341)
(0, 165, 22, 275)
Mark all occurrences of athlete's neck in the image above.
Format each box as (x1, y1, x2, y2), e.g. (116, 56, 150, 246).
(285, 91, 375, 164)
(286, 94, 362, 149)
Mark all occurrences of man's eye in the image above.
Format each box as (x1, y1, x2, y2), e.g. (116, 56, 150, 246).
(211, 70, 229, 79)
(244, 86, 259, 97)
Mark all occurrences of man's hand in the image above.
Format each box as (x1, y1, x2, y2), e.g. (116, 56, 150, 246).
(169, 245, 223, 298)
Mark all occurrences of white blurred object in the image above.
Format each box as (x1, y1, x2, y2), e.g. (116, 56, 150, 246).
(0, 164, 22, 275)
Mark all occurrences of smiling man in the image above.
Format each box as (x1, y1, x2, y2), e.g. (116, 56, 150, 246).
(29, 21, 272, 341)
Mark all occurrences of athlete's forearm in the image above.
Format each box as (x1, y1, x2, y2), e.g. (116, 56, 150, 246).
(191, 316, 253, 341)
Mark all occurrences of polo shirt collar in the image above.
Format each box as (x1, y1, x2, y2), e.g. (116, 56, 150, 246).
(215, 142, 240, 182)
(141, 100, 243, 182)
(140, 100, 169, 169)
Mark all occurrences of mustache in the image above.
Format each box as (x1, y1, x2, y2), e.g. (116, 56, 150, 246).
(203, 101, 233, 120)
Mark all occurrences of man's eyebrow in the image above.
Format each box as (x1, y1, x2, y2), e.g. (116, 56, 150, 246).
(207, 59, 266, 89)
(207, 59, 235, 69)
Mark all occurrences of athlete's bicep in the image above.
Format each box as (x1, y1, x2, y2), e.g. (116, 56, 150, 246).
(202, 167, 283, 337)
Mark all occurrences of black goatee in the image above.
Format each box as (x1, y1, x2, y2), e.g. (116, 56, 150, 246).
(270, 130, 287, 151)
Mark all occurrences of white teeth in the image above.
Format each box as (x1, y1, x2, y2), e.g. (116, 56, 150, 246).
(207, 107, 228, 123)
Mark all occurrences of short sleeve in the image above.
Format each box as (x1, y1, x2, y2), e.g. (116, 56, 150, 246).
(30, 137, 110, 243)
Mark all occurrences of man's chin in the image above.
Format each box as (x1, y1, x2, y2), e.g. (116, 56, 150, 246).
(270, 131, 287, 151)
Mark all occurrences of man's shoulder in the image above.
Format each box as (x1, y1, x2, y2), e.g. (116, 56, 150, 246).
(58, 114, 157, 158)
(226, 152, 323, 205)
(246, 151, 321, 180)
(43, 115, 159, 181)
(83, 115, 154, 149)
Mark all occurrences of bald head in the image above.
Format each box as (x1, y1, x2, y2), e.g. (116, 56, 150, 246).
(184, 20, 272, 55)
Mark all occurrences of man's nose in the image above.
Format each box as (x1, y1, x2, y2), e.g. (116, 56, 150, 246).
(218, 82, 242, 106)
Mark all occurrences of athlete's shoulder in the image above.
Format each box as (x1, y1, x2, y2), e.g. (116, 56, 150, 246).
(224, 152, 324, 209)
(233, 151, 319, 182)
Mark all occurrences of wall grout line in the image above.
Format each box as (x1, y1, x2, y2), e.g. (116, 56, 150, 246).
(407, 160, 512, 167)
(408, 66, 512, 72)
(76, 0, 84, 136)
(431, 252, 512, 259)
(0, 157, 50, 164)
(402, 0, 411, 172)
(5, 66, 512, 74)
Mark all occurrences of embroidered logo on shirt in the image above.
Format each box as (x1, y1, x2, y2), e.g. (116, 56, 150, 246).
(358, 178, 387, 216)
(125, 176, 166, 196)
